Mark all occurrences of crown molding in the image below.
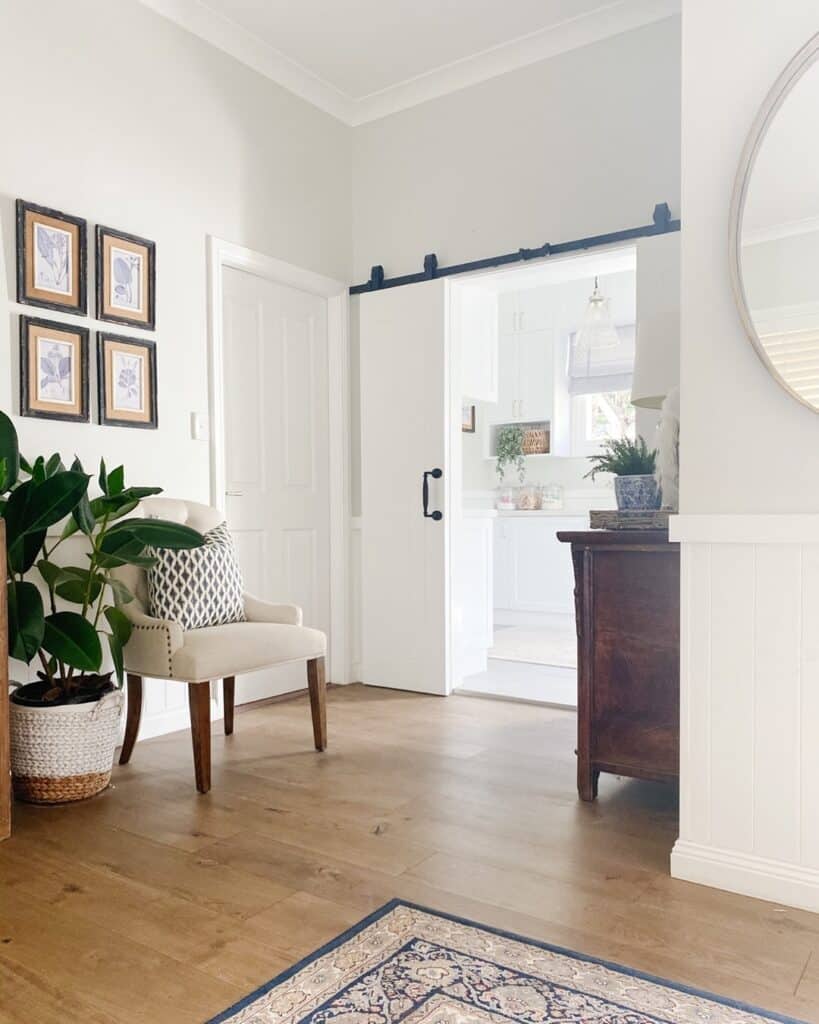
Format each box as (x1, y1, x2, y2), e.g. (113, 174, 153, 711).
(138, 0, 681, 127)
(743, 214, 819, 246)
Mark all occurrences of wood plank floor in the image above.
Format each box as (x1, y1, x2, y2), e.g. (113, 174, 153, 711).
(2, 684, 818, 1023)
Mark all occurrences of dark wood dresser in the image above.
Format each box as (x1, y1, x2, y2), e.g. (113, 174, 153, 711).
(557, 529, 679, 801)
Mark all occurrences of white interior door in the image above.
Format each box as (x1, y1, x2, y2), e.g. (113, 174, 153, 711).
(359, 279, 452, 694)
(222, 266, 330, 701)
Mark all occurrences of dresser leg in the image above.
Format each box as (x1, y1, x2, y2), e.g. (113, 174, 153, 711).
(578, 767, 599, 802)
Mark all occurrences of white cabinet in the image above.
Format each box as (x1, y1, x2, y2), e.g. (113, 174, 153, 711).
(493, 514, 585, 615)
(454, 510, 495, 679)
(491, 330, 554, 424)
(454, 283, 498, 402)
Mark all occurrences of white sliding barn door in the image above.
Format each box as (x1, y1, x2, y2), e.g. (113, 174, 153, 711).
(222, 266, 330, 700)
(359, 279, 452, 695)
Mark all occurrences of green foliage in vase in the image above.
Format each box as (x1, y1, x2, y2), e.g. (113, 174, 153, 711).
(584, 435, 657, 480)
(0, 411, 204, 701)
(496, 424, 526, 483)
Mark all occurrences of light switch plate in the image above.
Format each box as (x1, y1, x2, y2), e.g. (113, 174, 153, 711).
(190, 411, 210, 441)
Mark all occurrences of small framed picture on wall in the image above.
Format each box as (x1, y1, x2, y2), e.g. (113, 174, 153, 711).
(461, 404, 476, 433)
(20, 316, 89, 423)
(16, 200, 87, 314)
(96, 225, 156, 329)
(97, 333, 157, 429)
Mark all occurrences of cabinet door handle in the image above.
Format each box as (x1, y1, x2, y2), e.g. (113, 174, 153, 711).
(422, 468, 443, 521)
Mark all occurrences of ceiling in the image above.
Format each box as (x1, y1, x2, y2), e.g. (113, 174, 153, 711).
(139, 0, 680, 124)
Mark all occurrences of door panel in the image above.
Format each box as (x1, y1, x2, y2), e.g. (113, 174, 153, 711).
(359, 280, 451, 694)
(517, 330, 553, 423)
(223, 266, 330, 701)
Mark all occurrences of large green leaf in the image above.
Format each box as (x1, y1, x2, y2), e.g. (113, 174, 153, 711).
(7, 580, 45, 663)
(107, 633, 124, 687)
(104, 605, 132, 647)
(95, 532, 151, 570)
(107, 577, 134, 605)
(107, 465, 125, 496)
(55, 567, 103, 605)
(0, 411, 20, 492)
(36, 559, 63, 590)
(105, 518, 205, 551)
(4, 471, 90, 553)
(98, 458, 108, 495)
(42, 612, 102, 672)
(44, 453, 64, 477)
(8, 527, 47, 575)
(104, 607, 132, 687)
(69, 457, 95, 536)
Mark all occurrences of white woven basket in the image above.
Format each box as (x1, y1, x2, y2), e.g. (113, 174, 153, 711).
(9, 688, 124, 804)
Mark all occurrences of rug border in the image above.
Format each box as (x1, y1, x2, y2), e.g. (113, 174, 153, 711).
(204, 898, 809, 1024)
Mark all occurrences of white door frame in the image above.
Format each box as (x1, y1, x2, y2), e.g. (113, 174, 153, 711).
(207, 236, 351, 684)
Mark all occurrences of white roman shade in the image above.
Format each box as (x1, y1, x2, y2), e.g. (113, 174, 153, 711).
(568, 323, 635, 396)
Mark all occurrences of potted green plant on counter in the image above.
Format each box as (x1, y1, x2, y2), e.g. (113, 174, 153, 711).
(495, 424, 526, 510)
(0, 411, 204, 804)
(585, 435, 660, 510)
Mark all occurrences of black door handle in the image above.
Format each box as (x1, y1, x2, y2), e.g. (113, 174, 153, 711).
(422, 468, 443, 521)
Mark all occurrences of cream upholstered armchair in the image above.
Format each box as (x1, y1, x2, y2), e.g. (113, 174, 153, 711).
(112, 498, 327, 793)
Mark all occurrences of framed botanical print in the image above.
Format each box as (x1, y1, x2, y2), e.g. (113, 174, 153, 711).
(20, 316, 89, 423)
(461, 404, 476, 433)
(96, 225, 156, 330)
(16, 200, 87, 314)
(97, 333, 157, 429)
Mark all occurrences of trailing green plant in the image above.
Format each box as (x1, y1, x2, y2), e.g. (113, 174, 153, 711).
(0, 411, 204, 702)
(495, 424, 526, 484)
(584, 435, 657, 481)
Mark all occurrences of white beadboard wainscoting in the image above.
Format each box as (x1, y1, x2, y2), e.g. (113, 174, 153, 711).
(671, 515, 819, 912)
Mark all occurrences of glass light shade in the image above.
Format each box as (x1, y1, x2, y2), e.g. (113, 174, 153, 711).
(572, 277, 620, 373)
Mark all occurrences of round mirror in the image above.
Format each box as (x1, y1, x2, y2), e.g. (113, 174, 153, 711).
(731, 34, 819, 412)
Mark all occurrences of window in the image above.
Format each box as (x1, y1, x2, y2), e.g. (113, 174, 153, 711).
(570, 388, 635, 456)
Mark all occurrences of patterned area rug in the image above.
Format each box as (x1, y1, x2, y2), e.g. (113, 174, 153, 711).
(208, 900, 804, 1024)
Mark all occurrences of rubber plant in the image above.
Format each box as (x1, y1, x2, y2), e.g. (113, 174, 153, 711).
(0, 411, 204, 704)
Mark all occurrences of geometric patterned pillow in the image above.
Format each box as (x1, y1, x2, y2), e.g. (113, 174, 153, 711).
(147, 521, 246, 631)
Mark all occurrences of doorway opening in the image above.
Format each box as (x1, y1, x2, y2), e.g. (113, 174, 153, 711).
(452, 246, 640, 705)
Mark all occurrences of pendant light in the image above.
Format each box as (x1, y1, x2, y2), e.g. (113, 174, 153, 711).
(572, 276, 620, 371)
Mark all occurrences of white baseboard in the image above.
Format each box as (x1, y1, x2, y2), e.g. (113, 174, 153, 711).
(671, 839, 819, 913)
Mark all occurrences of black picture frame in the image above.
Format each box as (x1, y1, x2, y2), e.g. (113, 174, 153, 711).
(20, 315, 90, 423)
(96, 225, 156, 330)
(97, 332, 158, 429)
(16, 199, 88, 315)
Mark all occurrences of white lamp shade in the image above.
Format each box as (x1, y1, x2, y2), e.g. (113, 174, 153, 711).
(631, 232, 681, 409)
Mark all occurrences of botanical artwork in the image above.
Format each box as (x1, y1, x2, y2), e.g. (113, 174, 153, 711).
(112, 349, 144, 412)
(20, 316, 89, 423)
(110, 246, 143, 312)
(98, 333, 157, 429)
(37, 337, 74, 404)
(34, 223, 72, 296)
(16, 200, 87, 314)
(96, 225, 155, 329)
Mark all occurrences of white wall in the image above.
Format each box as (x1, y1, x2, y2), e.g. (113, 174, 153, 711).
(679, 3, 819, 515)
(352, 17, 680, 284)
(673, 2, 819, 912)
(1, 0, 351, 731)
(351, 17, 680, 512)
(0, 0, 351, 503)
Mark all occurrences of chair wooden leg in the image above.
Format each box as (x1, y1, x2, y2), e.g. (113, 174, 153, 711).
(188, 682, 212, 794)
(306, 656, 327, 751)
(118, 674, 143, 765)
(223, 676, 235, 736)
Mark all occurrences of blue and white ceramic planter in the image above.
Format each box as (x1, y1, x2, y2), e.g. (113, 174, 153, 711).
(614, 474, 661, 510)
